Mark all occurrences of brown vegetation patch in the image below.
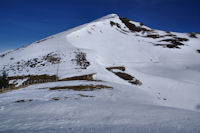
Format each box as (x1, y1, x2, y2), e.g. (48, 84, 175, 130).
(145, 34, 161, 39)
(106, 66, 142, 86)
(59, 73, 100, 82)
(15, 99, 33, 103)
(119, 18, 150, 32)
(52, 97, 60, 101)
(106, 66, 125, 71)
(15, 99, 25, 103)
(43, 53, 61, 64)
(161, 39, 184, 45)
(5, 73, 101, 93)
(26, 58, 41, 68)
(9, 74, 56, 81)
(110, 21, 129, 33)
(2, 53, 60, 74)
(164, 32, 177, 37)
(155, 44, 180, 49)
(114, 72, 134, 80)
(110, 21, 121, 28)
(156, 37, 188, 49)
(174, 37, 189, 42)
(49, 84, 113, 91)
(114, 72, 142, 85)
(71, 50, 90, 69)
(9, 74, 57, 87)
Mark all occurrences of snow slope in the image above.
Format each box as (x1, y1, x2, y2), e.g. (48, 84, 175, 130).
(0, 14, 200, 132)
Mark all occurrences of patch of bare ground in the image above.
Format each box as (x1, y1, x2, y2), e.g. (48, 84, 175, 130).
(161, 39, 184, 45)
(59, 73, 101, 82)
(106, 66, 142, 86)
(9, 73, 101, 88)
(0, 74, 58, 93)
(1, 52, 60, 75)
(154, 44, 181, 49)
(110, 21, 121, 28)
(51, 97, 60, 101)
(9, 74, 57, 87)
(174, 37, 189, 42)
(144, 33, 179, 39)
(114, 72, 133, 80)
(119, 18, 150, 32)
(110, 21, 129, 33)
(139, 22, 144, 26)
(43, 53, 61, 64)
(188, 33, 198, 38)
(155, 37, 188, 49)
(106, 66, 125, 71)
(15, 99, 33, 103)
(49, 84, 113, 91)
(145, 34, 162, 39)
(164, 32, 177, 37)
(0, 73, 103, 94)
(114, 72, 142, 85)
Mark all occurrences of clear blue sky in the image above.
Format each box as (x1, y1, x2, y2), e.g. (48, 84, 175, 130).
(0, 0, 200, 52)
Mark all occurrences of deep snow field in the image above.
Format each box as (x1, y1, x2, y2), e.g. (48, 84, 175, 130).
(0, 14, 200, 133)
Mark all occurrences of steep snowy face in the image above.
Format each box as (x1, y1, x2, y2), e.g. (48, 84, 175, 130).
(0, 14, 200, 111)
(0, 13, 199, 77)
(67, 14, 200, 66)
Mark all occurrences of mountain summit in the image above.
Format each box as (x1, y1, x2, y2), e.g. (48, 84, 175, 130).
(0, 14, 200, 132)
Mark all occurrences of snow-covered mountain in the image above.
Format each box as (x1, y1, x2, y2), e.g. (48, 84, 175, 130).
(0, 14, 200, 133)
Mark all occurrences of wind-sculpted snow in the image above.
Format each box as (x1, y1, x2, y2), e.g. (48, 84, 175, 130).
(0, 14, 200, 132)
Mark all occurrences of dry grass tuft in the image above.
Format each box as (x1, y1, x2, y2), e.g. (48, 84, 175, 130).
(106, 66, 125, 71)
(71, 50, 90, 69)
(59, 73, 101, 82)
(49, 84, 112, 91)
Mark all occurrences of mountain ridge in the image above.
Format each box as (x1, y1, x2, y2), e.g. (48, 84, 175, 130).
(0, 13, 200, 133)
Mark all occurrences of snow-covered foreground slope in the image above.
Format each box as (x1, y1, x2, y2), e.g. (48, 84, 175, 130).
(0, 14, 200, 132)
(0, 81, 200, 133)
